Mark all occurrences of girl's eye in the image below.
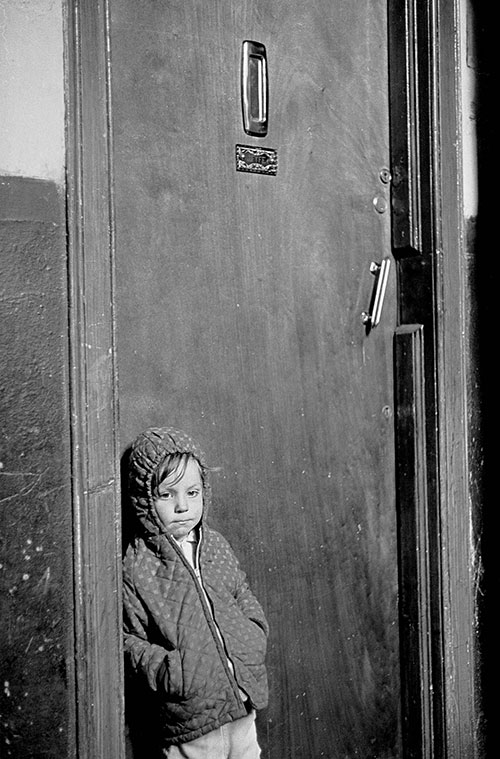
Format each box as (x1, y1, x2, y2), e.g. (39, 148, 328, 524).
(187, 489, 200, 497)
(158, 491, 173, 499)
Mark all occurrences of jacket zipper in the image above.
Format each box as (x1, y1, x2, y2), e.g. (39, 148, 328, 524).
(169, 529, 244, 706)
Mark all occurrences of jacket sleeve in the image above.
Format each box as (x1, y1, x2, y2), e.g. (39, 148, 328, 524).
(231, 553, 270, 637)
(123, 572, 180, 692)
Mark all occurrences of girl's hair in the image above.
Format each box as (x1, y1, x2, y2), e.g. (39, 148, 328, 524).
(152, 452, 205, 498)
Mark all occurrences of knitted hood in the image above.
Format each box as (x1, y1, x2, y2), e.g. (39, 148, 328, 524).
(126, 426, 211, 542)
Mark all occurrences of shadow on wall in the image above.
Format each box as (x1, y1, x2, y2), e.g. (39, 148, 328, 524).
(474, 6, 495, 756)
(124, 674, 161, 759)
(121, 446, 162, 759)
(121, 446, 134, 559)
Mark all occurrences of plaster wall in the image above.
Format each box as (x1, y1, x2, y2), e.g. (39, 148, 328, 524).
(0, 2, 74, 756)
(0, 0, 65, 183)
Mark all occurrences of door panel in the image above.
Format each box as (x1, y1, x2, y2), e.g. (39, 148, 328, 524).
(111, 1, 399, 756)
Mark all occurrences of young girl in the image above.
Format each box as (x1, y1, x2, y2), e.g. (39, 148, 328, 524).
(122, 426, 269, 758)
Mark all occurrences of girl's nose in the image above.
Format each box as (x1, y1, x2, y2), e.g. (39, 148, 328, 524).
(175, 495, 189, 512)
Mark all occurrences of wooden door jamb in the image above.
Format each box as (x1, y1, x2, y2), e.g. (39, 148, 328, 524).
(389, 0, 484, 756)
(64, 1, 124, 757)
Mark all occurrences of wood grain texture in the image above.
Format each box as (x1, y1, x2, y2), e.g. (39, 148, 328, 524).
(111, 1, 399, 757)
(66, 1, 124, 757)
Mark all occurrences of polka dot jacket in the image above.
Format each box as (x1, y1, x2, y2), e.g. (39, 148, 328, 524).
(122, 427, 269, 747)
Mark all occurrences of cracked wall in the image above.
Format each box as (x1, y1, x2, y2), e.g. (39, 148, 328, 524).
(0, 2, 74, 756)
(0, 177, 73, 758)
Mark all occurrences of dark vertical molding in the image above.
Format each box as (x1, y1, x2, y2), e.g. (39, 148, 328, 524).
(389, 5, 444, 757)
(64, 1, 124, 757)
(394, 325, 433, 759)
(390, 0, 484, 756)
(388, 0, 432, 257)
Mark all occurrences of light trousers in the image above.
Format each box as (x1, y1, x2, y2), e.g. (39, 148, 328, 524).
(164, 710, 261, 759)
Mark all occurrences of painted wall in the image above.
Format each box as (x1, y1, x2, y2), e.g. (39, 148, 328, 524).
(0, 0, 65, 182)
(0, 2, 75, 757)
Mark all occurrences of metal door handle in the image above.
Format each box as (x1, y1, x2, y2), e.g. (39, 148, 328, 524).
(241, 40, 268, 136)
(361, 258, 391, 329)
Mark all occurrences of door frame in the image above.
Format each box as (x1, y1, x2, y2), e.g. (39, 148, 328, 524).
(389, 0, 486, 756)
(65, 1, 124, 757)
(64, 0, 485, 756)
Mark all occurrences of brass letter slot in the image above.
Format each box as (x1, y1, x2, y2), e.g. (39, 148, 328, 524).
(241, 40, 268, 137)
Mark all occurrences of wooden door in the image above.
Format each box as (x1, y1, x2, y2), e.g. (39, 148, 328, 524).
(110, 1, 399, 756)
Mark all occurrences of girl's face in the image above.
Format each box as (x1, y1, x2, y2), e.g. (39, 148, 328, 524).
(153, 457, 203, 541)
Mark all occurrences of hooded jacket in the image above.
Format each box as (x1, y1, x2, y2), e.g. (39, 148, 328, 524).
(122, 427, 269, 747)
